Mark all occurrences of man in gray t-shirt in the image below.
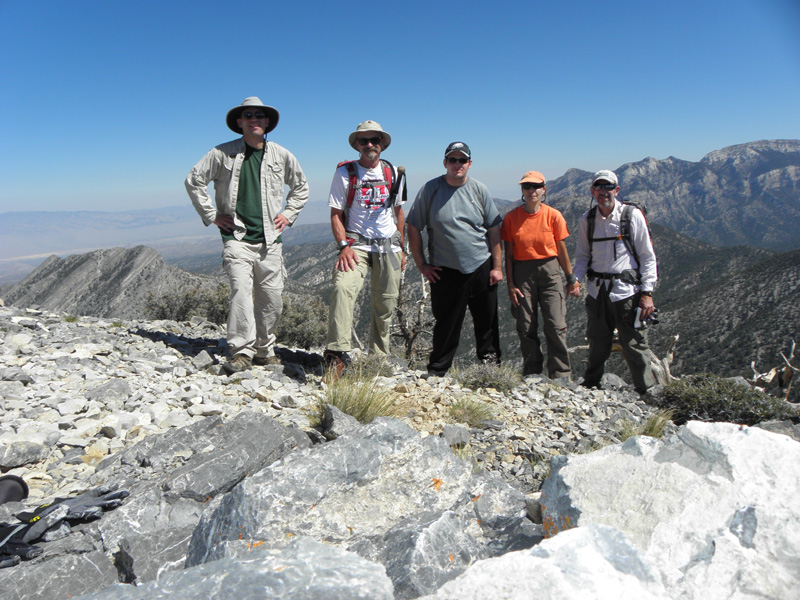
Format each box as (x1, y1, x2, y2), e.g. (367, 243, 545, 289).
(407, 142, 503, 375)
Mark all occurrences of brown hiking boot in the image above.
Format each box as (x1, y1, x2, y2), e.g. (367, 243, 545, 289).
(223, 353, 252, 374)
(253, 355, 281, 366)
(323, 349, 350, 380)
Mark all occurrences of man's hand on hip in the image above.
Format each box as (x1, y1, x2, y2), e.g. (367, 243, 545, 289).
(273, 213, 290, 232)
(335, 246, 359, 272)
(214, 214, 235, 234)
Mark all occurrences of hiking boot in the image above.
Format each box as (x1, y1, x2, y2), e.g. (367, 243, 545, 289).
(479, 354, 501, 366)
(423, 369, 447, 379)
(323, 350, 350, 380)
(223, 353, 252, 374)
(253, 355, 281, 366)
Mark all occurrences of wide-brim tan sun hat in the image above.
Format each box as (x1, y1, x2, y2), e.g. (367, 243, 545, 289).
(226, 97, 280, 134)
(348, 120, 391, 150)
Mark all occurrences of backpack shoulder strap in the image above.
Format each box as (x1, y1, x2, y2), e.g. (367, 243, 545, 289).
(587, 205, 597, 269)
(382, 160, 407, 210)
(379, 159, 395, 190)
(336, 160, 359, 208)
(619, 203, 639, 268)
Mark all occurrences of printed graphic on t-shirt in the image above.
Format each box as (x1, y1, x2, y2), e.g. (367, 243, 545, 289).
(356, 181, 390, 215)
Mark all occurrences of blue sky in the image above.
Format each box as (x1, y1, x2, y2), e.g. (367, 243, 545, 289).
(1, 0, 798, 225)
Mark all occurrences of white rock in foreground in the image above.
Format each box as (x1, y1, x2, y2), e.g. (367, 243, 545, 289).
(418, 523, 669, 599)
(541, 421, 800, 599)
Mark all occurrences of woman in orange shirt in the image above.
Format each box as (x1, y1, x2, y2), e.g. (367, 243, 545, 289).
(501, 171, 581, 378)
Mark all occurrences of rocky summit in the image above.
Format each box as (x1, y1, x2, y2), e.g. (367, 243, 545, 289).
(1, 305, 798, 599)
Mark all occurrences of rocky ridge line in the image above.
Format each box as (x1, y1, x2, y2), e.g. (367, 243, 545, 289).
(0, 305, 662, 500)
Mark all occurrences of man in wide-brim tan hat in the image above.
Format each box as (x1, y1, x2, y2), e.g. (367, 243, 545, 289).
(322, 120, 405, 377)
(185, 96, 309, 374)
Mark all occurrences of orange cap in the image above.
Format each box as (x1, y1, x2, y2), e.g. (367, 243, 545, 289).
(519, 171, 545, 184)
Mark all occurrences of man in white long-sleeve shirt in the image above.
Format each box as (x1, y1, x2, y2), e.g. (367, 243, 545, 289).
(573, 170, 657, 393)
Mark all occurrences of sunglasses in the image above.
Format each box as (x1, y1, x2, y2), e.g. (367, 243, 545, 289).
(357, 136, 383, 146)
(447, 157, 470, 164)
(521, 182, 545, 190)
(241, 111, 266, 120)
(593, 183, 617, 191)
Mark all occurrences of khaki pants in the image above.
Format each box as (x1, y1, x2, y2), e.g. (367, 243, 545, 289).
(510, 257, 570, 378)
(222, 240, 284, 359)
(326, 249, 401, 354)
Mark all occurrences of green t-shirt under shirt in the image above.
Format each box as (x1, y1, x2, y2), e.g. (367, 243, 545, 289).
(222, 144, 264, 243)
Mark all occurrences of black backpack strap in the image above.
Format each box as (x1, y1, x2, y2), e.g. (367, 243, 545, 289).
(587, 205, 597, 270)
(386, 161, 406, 209)
(620, 204, 640, 269)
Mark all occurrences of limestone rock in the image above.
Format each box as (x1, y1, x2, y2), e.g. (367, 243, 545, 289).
(417, 524, 669, 600)
(185, 418, 533, 597)
(74, 537, 394, 600)
(541, 421, 800, 599)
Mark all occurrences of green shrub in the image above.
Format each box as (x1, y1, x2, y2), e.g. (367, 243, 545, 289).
(348, 353, 402, 379)
(307, 363, 403, 426)
(448, 396, 495, 427)
(617, 409, 674, 441)
(658, 374, 799, 425)
(203, 283, 230, 325)
(453, 361, 522, 394)
(64, 314, 79, 323)
(145, 283, 229, 324)
(276, 295, 327, 349)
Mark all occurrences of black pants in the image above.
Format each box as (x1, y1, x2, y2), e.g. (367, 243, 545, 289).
(584, 285, 656, 393)
(428, 258, 501, 373)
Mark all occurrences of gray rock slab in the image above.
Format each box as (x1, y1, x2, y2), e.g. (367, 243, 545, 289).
(90, 412, 310, 585)
(73, 537, 394, 600)
(322, 403, 360, 440)
(0, 551, 118, 600)
(541, 421, 800, 599)
(161, 411, 311, 501)
(378, 510, 484, 599)
(186, 417, 533, 594)
(0, 441, 49, 468)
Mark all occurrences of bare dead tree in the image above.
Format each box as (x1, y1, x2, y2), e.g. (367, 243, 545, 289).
(751, 339, 797, 401)
(391, 257, 434, 363)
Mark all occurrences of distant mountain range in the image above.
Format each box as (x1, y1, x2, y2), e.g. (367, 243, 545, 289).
(2, 139, 799, 382)
(544, 139, 800, 250)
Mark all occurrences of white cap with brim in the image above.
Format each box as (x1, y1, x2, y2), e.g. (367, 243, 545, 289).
(592, 170, 618, 185)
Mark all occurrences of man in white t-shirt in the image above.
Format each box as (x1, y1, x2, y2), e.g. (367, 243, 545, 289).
(323, 121, 406, 375)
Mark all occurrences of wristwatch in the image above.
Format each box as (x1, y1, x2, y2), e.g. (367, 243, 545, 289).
(337, 240, 349, 253)
(565, 273, 578, 285)
(640, 291, 652, 297)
